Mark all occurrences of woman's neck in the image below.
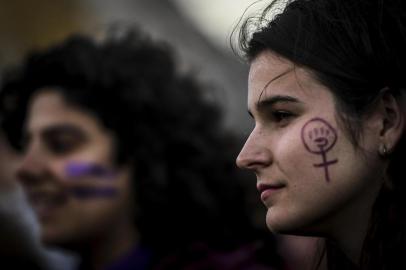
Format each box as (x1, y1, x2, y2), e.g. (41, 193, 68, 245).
(330, 183, 381, 265)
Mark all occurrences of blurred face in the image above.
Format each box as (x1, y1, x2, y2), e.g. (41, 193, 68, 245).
(17, 89, 133, 247)
(0, 133, 21, 190)
(236, 51, 385, 236)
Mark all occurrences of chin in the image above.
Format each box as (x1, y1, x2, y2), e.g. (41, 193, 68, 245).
(266, 222, 298, 234)
(265, 210, 294, 233)
(42, 230, 63, 246)
(265, 209, 322, 236)
(41, 229, 79, 251)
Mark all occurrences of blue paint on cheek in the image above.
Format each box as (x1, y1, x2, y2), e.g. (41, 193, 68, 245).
(65, 162, 116, 179)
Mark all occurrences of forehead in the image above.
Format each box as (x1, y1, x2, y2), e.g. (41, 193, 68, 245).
(248, 51, 331, 109)
(26, 88, 104, 134)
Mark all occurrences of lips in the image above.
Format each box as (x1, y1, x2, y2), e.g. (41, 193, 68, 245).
(26, 191, 66, 220)
(257, 182, 285, 203)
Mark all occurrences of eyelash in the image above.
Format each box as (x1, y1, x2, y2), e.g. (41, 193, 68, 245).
(271, 110, 295, 125)
(48, 137, 78, 155)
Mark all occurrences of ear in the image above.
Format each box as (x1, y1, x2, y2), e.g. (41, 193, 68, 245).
(378, 89, 405, 153)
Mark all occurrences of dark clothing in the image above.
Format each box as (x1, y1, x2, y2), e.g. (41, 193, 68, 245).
(105, 246, 152, 270)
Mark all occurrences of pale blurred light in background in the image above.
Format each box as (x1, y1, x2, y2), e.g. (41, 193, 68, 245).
(174, 0, 270, 51)
(0, 0, 284, 133)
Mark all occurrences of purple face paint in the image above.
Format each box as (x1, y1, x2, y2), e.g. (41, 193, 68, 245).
(65, 162, 116, 180)
(65, 162, 118, 199)
(301, 117, 338, 182)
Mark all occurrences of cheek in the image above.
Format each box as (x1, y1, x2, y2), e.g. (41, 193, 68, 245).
(265, 116, 385, 233)
(72, 145, 113, 166)
(272, 125, 351, 213)
(51, 172, 132, 238)
(53, 156, 130, 204)
(276, 118, 349, 185)
(40, 157, 133, 242)
(270, 130, 380, 229)
(275, 129, 321, 183)
(70, 171, 132, 222)
(53, 143, 116, 181)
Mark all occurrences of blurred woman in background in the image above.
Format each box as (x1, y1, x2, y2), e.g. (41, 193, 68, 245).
(0, 29, 283, 270)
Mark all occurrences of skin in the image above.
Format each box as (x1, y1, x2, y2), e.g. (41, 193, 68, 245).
(0, 133, 45, 263)
(0, 133, 21, 191)
(17, 88, 136, 269)
(236, 50, 403, 263)
(301, 117, 338, 182)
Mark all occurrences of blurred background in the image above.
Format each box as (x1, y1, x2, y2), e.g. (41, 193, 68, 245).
(0, 2, 320, 269)
(0, 1, 264, 267)
(0, 0, 270, 134)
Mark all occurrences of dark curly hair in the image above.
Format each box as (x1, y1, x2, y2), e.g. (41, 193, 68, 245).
(0, 29, 282, 267)
(238, 0, 406, 269)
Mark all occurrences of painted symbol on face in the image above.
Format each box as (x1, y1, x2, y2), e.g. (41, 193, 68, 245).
(65, 162, 117, 180)
(65, 162, 118, 198)
(301, 118, 338, 182)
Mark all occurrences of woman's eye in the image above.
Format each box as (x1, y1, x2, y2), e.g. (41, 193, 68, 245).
(47, 137, 79, 155)
(43, 126, 87, 156)
(271, 110, 295, 124)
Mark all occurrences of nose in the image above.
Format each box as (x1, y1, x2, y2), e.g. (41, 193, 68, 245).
(236, 129, 273, 171)
(16, 144, 48, 185)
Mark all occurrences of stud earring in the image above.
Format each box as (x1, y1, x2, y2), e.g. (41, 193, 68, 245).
(379, 144, 388, 157)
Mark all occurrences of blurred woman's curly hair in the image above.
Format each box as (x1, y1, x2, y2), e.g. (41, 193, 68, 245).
(0, 29, 267, 255)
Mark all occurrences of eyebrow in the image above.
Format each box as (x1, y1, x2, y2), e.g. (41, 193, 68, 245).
(41, 124, 87, 141)
(248, 95, 302, 118)
(247, 68, 296, 117)
(260, 68, 294, 101)
(21, 123, 87, 150)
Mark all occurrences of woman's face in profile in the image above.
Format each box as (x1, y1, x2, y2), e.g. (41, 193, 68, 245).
(237, 50, 385, 236)
(17, 88, 133, 247)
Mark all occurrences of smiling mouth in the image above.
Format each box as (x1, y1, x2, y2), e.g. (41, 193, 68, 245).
(27, 191, 66, 220)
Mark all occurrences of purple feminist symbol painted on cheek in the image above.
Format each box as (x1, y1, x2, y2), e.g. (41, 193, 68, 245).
(301, 118, 338, 182)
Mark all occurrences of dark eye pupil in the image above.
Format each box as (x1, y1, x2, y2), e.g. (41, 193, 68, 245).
(50, 138, 75, 154)
(275, 111, 290, 120)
